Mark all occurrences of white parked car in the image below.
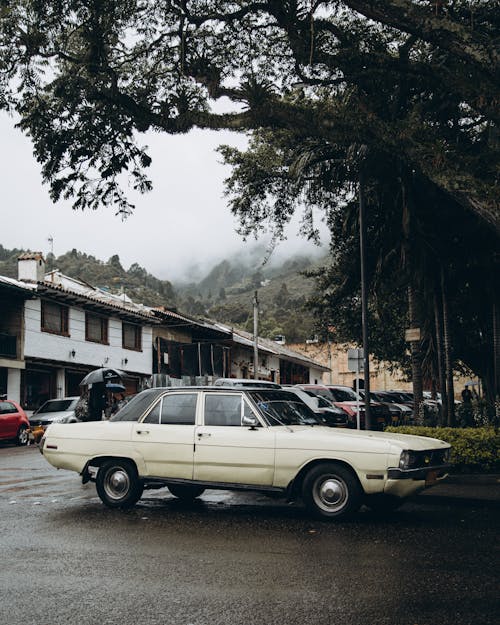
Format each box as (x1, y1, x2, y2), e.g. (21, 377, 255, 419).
(40, 387, 451, 520)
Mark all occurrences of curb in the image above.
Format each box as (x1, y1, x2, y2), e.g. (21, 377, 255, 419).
(415, 493, 500, 510)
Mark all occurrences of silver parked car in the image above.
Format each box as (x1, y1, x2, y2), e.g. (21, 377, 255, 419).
(30, 396, 80, 430)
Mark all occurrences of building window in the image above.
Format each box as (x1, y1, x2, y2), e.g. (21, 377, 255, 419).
(41, 301, 69, 336)
(122, 322, 142, 351)
(85, 313, 109, 344)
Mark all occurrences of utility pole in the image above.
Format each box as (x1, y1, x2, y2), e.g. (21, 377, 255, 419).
(358, 147, 372, 430)
(253, 290, 259, 380)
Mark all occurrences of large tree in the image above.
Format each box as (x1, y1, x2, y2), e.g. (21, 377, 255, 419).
(0, 1, 498, 230)
(1, 1, 498, 410)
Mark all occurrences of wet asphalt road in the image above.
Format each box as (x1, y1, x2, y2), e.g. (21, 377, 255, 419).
(0, 444, 498, 625)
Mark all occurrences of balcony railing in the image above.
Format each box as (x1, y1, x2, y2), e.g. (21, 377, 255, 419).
(0, 332, 17, 358)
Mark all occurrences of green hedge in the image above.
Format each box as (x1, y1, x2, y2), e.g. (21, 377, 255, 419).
(385, 426, 500, 474)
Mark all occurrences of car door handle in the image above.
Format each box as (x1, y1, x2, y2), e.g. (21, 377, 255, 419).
(136, 429, 149, 435)
(197, 432, 211, 438)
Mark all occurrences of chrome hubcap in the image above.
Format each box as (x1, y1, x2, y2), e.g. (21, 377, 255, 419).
(313, 476, 348, 512)
(104, 468, 130, 500)
(18, 429, 28, 444)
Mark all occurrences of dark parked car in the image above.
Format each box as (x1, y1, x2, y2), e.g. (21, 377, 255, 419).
(0, 399, 30, 445)
(297, 384, 388, 430)
(288, 387, 349, 427)
(323, 385, 390, 430)
(360, 390, 414, 425)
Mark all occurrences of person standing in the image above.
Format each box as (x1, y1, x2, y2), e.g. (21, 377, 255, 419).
(461, 386, 473, 403)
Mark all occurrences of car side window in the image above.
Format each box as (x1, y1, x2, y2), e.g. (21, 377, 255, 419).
(204, 394, 243, 427)
(0, 401, 17, 415)
(161, 394, 197, 425)
(142, 401, 161, 424)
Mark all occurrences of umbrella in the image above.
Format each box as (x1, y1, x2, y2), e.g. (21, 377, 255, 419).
(79, 368, 125, 386)
(106, 382, 126, 393)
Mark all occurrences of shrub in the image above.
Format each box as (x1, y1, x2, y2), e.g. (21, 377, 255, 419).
(385, 426, 500, 474)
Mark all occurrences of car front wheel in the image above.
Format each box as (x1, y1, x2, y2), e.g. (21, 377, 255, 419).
(96, 460, 144, 509)
(16, 426, 29, 446)
(302, 463, 363, 520)
(168, 484, 205, 500)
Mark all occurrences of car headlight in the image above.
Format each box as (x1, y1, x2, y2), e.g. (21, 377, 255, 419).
(399, 450, 418, 469)
(52, 415, 71, 423)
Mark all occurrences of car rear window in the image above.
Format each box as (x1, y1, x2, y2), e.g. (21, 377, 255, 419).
(110, 389, 165, 422)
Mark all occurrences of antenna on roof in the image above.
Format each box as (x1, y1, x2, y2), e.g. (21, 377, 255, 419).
(47, 236, 54, 272)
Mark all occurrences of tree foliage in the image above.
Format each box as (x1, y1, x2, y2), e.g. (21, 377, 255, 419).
(0, 1, 498, 397)
(0, 1, 497, 230)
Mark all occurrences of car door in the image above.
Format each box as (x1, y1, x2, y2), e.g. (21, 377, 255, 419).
(193, 392, 276, 486)
(0, 401, 20, 439)
(130, 392, 197, 479)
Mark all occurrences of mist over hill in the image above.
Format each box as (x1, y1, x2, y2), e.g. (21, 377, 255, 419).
(0, 243, 328, 343)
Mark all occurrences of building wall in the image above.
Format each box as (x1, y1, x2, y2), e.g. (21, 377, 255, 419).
(24, 299, 153, 374)
(289, 342, 412, 391)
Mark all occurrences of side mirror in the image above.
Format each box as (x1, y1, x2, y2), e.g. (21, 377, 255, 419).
(242, 414, 259, 428)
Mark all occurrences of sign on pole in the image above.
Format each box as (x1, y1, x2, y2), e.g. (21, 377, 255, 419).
(405, 328, 421, 342)
(347, 348, 364, 372)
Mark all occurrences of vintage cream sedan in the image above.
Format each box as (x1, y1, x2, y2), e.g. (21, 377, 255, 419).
(40, 387, 451, 520)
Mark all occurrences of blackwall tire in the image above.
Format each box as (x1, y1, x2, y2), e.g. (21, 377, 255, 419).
(168, 484, 205, 500)
(96, 460, 143, 509)
(16, 426, 29, 446)
(302, 463, 363, 520)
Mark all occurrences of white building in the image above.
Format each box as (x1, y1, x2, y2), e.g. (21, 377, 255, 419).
(1, 254, 156, 408)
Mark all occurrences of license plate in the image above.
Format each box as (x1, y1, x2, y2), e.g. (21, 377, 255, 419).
(425, 470, 438, 485)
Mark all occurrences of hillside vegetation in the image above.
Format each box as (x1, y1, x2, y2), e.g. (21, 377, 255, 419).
(0, 244, 326, 343)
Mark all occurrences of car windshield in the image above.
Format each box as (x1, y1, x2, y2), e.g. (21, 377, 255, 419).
(317, 396, 334, 408)
(328, 387, 359, 402)
(375, 393, 396, 403)
(37, 399, 77, 413)
(110, 389, 165, 422)
(248, 390, 323, 426)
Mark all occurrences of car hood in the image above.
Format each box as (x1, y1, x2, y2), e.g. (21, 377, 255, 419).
(275, 425, 449, 452)
(30, 410, 75, 424)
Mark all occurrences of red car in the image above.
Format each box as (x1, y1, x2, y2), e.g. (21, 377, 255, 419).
(0, 399, 30, 445)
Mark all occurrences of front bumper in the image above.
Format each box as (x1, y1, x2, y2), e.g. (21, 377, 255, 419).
(384, 465, 450, 498)
(387, 464, 451, 481)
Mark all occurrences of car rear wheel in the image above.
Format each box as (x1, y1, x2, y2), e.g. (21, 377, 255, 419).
(168, 484, 205, 500)
(96, 460, 144, 509)
(16, 426, 29, 446)
(302, 463, 363, 520)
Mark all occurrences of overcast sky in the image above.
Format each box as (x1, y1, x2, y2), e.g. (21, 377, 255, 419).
(1, 113, 328, 283)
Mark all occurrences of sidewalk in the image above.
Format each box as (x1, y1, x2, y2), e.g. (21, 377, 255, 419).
(416, 474, 500, 508)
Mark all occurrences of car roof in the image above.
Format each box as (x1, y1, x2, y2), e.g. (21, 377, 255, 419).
(294, 384, 330, 389)
(213, 379, 281, 387)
